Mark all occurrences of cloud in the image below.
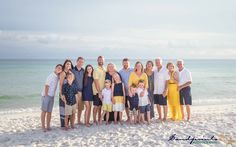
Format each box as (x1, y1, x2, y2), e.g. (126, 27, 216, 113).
(0, 29, 236, 59)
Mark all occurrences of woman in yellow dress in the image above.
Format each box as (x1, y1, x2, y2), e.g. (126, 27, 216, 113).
(166, 62, 182, 121)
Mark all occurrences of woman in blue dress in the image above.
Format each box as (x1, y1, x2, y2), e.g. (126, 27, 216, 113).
(82, 65, 94, 127)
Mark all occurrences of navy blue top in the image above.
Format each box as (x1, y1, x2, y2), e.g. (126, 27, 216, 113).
(82, 76, 94, 101)
(113, 83, 124, 96)
(127, 93, 139, 110)
(62, 81, 78, 105)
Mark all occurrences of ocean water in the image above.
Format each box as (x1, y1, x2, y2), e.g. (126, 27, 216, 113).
(0, 59, 236, 110)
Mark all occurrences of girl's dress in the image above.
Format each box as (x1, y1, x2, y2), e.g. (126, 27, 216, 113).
(82, 76, 94, 101)
(113, 83, 125, 112)
(167, 72, 182, 120)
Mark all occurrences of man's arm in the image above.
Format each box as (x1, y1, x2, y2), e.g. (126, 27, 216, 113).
(44, 85, 49, 96)
(179, 81, 192, 91)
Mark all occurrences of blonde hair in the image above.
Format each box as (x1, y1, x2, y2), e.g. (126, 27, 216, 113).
(107, 63, 117, 72)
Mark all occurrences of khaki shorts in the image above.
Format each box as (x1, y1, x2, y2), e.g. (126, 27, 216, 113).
(65, 104, 77, 115)
(76, 92, 84, 111)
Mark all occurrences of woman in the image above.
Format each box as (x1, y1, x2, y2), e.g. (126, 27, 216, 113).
(166, 62, 182, 121)
(82, 65, 94, 127)
(128, 61, 148, 122)
(144, 60, 155, 119)
(59, 59, 73, 127)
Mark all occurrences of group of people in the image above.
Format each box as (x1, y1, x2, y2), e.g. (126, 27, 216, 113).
(40, 56, 192, 132)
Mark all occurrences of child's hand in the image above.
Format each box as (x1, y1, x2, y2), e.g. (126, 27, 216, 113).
(140, 91, 145, 97)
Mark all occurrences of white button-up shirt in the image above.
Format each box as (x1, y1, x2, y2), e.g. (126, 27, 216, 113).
(153, 67, 170, 94)
(42, 72, 59, 97)
(178, 68, 192, 86)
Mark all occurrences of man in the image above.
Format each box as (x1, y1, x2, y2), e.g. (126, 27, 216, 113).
(119, 58, 133, 122)
(177, 59, 192, 121)
(93, 56, 106, 124)
(72, 57, 85, 125)
(153, 57, 170, 121)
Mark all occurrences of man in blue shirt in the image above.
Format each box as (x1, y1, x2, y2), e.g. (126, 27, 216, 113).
(72, 57, 85, 125)
(119, 58, 133, 122)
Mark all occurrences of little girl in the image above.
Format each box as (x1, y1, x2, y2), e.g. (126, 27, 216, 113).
(112, 73, 125, 124)
(137, 79, 151, 124)
(100, 79, 112, 125)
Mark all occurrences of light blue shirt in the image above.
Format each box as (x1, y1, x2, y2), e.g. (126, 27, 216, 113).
(119, 68, 134, 96)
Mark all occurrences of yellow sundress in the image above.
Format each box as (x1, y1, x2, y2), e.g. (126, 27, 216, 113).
(167, 72, 182, 120)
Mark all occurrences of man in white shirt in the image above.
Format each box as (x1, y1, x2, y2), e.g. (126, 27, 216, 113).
(41, 64, 62, 132)
(177, 59, 192, 121)
(153, 57, 170, 121)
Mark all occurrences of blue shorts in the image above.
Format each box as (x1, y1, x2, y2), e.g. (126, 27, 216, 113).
(139, 104, 151, 113)
(154, 94, 167, 105)
(93, 94, 102, 106)
(180, 86, 192, 105)
(41, 96, 54, 112)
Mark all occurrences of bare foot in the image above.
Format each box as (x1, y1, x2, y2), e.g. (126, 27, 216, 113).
(77, 122, 83, 125)
(47, 128, 52, 131)
(64, 127, 69, 131)
(119, 121, 123, 125)
(114, 121, 118, 125)
(71, 126, 75, 129)
(105, 122, 109, 125)
(42, 128, 47, 132)
(86, 123, 91, 127)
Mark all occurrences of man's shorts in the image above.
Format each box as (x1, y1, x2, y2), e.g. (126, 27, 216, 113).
(180, 86, 192, 105)
(76, 92, 84, 111)
(154, 94, 167, 105)
(41, 96, 54, 112)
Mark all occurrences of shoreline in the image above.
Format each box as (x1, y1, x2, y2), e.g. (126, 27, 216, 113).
(0, 104, 235, 146)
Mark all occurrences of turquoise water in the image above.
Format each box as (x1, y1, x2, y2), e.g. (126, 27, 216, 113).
(0, 59, 236, 110)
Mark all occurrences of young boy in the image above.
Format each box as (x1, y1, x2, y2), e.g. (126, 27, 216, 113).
(127, 84, 139, 124)
(61, 71, 78, 130)
(41, 64, 63, 132)
(100, 79, 112, 125)
(137, 80, 151, 125)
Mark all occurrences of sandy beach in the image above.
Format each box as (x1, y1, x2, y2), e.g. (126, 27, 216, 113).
(0, 104, 235, 147)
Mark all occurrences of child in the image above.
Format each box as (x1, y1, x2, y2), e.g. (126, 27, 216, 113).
(82, 64, 94, 127)
(61, 71, 78, 130)
(137, 80, 151, 125)
(41, 64, 63, 132)
(112, 73, 125, 124)
(127, 84, 139, 124)
(100, 79, 112, 125)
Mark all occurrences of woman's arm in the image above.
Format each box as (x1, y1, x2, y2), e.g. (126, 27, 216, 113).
(59, 72, 65, 97)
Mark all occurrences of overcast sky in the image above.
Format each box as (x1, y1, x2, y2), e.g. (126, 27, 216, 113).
(0, 0, 236, 59)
